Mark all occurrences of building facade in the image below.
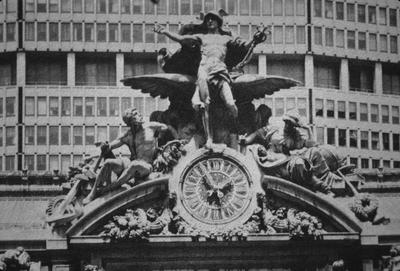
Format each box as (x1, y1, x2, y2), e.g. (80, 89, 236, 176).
(0, 0, 400, 174)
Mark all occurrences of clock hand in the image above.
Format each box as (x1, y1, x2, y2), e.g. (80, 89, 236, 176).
(221, 181, 233, 195)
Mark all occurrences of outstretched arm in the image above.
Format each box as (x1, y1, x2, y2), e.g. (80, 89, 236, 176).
(153, 23, 197, 44)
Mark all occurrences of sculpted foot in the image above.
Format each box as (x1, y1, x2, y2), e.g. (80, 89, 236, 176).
(205, 138, 213, 149)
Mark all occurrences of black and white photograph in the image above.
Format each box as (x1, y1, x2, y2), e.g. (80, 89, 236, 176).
(0, 0, 400, 270)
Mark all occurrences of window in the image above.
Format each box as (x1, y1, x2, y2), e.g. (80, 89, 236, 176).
(37, 22, 47, 41)
(369, 33, 377, 51)
(314, 60, 340, 89)
(96, 23, 106, 42)
(121, 0, 130, 13)
(298, 98, 307, 116)
(316, 127, 324, 145)
(370, 104, 378, 122)
(383, 64, 400, 96)
(285, 26, 294, 44)
(0, 98, 2, 117)
(121, 97, 132, 114)
(25, 126, 35, 145)
(336, 29, 344, 48)
(349, 130, 357, 148)
(25, 22, 35, 41)
(275, 98, 284, 116)
(347, 30, 355, 49)
(393, 106, 399, 124)
(395, 161, 400, 168)
(25, 97, 35, 116)
(109, 126, 119, 141)
(314, 0, 321, 17)
(109, 24, 118, 42)
(358, 32, 366, 50)
(75, 54, 116, 86)
(25, 155, 34, 171)
(336, 2, 344, 20)
(383, 160, 390, 168)
(109, 0, 118, 13)
(97, 0, 106, 13)
(73, 97, 83, 116)
(180, 0, 190, 15)
(327, 128, 335, 145)
(360, 103, 368, 121)
(393, 134, 400, 151)
(325, 0, 333, 18)
(0, 23, 3, 42)
(84, 23, 94, 42)
(6, 97, 15, 117)
(73, 126, 83, 145)
(371, 132, 379, 150)
(85, 126, 95, 145)
(372, 159, 380, 169)
(157, 0, 167, 14)
(49, 0, 58, 12)
(368, 6, 376, 24)
(134, 97, 144, 115)
(347, 3, 355, 21)
(325, 28, 333, 47)
(338, 101, 345, 119)
(380, 35, 388, 52)
(49, 126, 59, 145)
(96, 126, 107, 142)
(61, 97, 71, 116)
(314, 27, 322, 45)
(85, 0, 94, 12)
(37, 97, 47, 116)
(5, 156, 15, 171)
(193, 0, 202, 14)
(37, 155, 46, 171)
(338, 129, 346, 146)
(360, 131, 368, 149)
(379, 7, 387, 25)
(274, 26, 283, 44)
(61, 155, 70, 173)
(109, 97, 119, 116)
(37, 126, 47, 145)
(133, 24, 143, 42)
(85, 97, 95, 116)
(315, 99, 323, 117)
(73, 0, 82, 12)
(169, 0, 178, 15)
(361, 158, 369, 169)
(61, 23, 71, 41)
(382, 105, 389, 123)
(145, 24, 155, 43)
(97, 97, 107, 116)
(261, 0, 271, 15)
(26, 53, 67, 85)
(6, 23, 15, 41)
(296, 26, 305, 44)
(73, 23, 82, 41)
(61, 0, 71, 12)
(121, 24, 131, 43)
(238, 0, 249, 15)
(49, 155, 59, 171)
(389, 9, 397, 27)
(382, 133, 389, 151)
(26, 0, 35, 12)
(296, 0, 305, 16)
(326, 100, 334, 117)
(390, 36, 398, 54)
(50, 23, 59, 41)
(61, 126, 71, 145)
(252, 0, 261, 15)
(49, 97, 58, 116)
(133, 0, 142, 14)
(358, 4, 365, 23)
(350, 157, 358, 167)
(349, 62, 373, 92)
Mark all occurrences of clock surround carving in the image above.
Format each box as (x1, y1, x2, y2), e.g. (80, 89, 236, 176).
(170, 147, 263, 232)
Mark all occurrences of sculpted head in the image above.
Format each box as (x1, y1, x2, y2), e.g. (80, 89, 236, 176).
(122, 108, 144, 126)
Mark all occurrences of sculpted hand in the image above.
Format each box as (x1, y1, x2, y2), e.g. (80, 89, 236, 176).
(153, 23, 165, 34)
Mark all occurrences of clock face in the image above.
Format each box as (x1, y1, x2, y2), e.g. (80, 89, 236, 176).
(180, 156, 252, 226)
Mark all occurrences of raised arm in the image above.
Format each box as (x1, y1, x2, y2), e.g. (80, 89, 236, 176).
(153, 23, 198, 44)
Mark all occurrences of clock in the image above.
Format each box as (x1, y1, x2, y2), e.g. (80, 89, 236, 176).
(170, 147, 262, 232)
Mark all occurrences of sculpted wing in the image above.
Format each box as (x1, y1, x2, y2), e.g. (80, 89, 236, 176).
(122, 73, 196, 103)
(231, 74, 301, 103)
